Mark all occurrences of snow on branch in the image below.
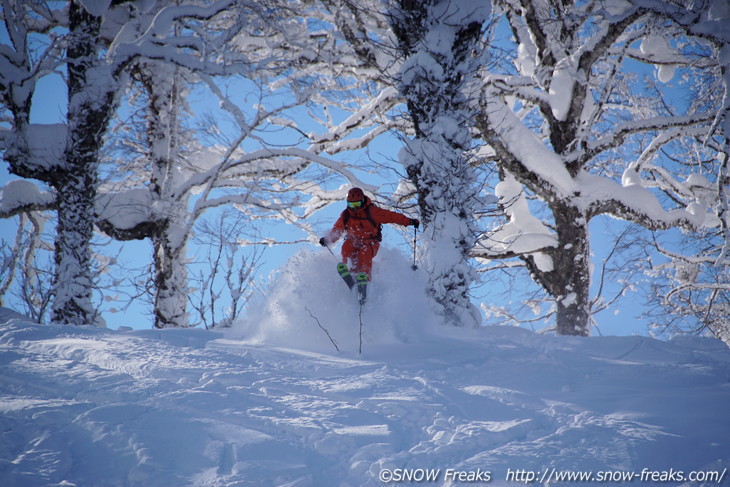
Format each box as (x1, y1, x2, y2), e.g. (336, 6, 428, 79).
(225, 147, 374, 192)
(590, 113, 715, 152)
(0, 180, 55, 218)
(107, 0, 252, 77)
(95, 189, 157, 240)
(580, 171, 707, 231)
(177, 146, 373, 201)
(114, 0, 235, 48)
(481, 90, 574, 196)
(635, 0, 730, 140)
(474, 173, 557, 258)
(2, 124, 68, 178)
(309, 87, 402, 153)
(483, 74, 552, 111)
(630, 124, 713, 173)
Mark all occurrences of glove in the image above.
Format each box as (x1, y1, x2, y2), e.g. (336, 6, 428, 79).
(319, 237, 328, 247)
(410, 219, 420, 229)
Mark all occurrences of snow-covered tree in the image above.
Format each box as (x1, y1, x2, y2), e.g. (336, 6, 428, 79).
(2, 1, 121, 325)
(1, 0, 248, 325)
(0, 209, 53, 322)
(647, 226, 730, 345)
(386, 0, 490, 327)
(635, 0, 730, 345)
(473, 0, 724, 336)
(0, 179, 58, 322)
(93, 0, 379, 327)
(95, 60, 194, 328)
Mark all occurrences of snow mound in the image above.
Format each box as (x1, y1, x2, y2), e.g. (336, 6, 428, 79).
(234, 247, 441, 353)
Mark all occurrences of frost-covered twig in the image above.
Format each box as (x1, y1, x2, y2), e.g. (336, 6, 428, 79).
(305, 306, 339, 352)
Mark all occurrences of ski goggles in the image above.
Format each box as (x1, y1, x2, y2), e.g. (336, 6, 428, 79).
(347, 200, 364, 209)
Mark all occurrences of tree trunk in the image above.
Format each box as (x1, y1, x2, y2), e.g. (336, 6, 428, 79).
(152, 229, 189, 328)
(51, 169, 97, 325)
(146, 65, 190, 328)
(51, 2, 115, 325)
(524, 202, 591, 336)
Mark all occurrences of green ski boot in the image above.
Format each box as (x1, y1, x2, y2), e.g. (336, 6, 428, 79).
(356, 272, 369, 304)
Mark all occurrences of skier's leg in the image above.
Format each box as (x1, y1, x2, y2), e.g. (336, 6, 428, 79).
(355, 241, 379, 279)
(341, 239, 356, 268)
(355, 242, 379, 304)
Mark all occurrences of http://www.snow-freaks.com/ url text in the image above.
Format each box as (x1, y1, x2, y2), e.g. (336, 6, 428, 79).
(378, 466, 728, 484)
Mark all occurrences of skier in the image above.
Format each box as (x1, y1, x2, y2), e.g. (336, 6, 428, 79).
(319, 187, 419, 303)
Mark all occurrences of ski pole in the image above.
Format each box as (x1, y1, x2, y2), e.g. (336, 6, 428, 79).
(325, 243, 336, 258)
(320, 237, 337, 260)
(411, 224, 418, 271)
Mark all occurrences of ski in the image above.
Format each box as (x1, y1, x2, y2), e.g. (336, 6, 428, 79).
(356, 272, 368, 305)
(337, 262, 355, 290)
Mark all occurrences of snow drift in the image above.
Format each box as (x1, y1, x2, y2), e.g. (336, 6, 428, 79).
(1, 247, 729, 486)
(235, 247, 441, 353)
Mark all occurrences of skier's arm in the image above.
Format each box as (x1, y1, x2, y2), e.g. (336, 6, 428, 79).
(322, 212, 346, 244)
(371, 206, 418, 227)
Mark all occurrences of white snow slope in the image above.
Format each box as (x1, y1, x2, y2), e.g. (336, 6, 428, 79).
(1, 249, 730, 487)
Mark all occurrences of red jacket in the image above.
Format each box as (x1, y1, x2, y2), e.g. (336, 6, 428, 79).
(326, 197, 411, 245)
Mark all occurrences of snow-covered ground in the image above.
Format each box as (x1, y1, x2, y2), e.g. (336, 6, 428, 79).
(1, 250, 729, 486)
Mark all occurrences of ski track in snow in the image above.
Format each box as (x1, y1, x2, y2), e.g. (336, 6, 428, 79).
(1, 250, 730, 486)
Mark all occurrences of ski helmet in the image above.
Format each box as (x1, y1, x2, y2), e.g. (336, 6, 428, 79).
(347, 187, 365, 202)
